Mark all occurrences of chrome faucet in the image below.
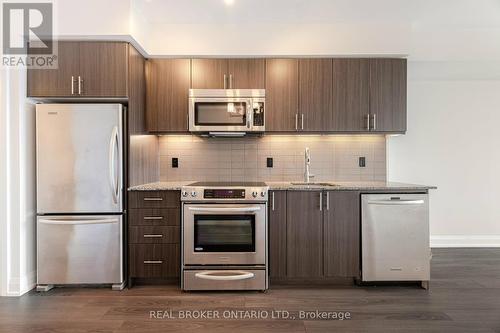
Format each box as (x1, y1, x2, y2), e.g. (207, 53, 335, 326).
(304, 147, 315, 183)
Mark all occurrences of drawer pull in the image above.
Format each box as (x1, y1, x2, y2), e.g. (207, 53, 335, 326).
(143, 197, 163, 201)
(143, 260, 163, 264)
(143, 216, 164, 220)
(143, 234, 163, 238)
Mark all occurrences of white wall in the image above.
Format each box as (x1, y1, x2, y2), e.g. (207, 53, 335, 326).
(387, 61, 500, 247)
(0, 68, 37, 296)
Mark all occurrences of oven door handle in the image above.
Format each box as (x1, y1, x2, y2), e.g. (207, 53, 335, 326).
(188, 206, 261, 213)
(195, 271, 255, 281)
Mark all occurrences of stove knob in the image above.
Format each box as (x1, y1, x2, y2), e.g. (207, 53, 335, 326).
(252, 191, 258, 198)
(191, 191, 197, 197)
(260, 191, 266, 197)
(182, 191, 188, 197)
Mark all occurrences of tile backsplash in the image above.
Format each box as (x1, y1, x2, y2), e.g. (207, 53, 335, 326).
(159, 135, 386, 182)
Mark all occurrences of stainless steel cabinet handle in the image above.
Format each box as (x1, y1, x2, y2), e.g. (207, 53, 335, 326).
(366, 114, 370, 130)
(143, 260, 163, 264)
(78, 76, 82, 95)
(71, 76, 74, 95)
(143, 216, 164, 220)
(143, 197, 163, 201)
(229, 74, 233, 89)
(301, 114, 304, 130)
(143, 234, 163, 238)
(295, 114, 298, 130)
(319, 192, 323, 211)
(223, 74, 227, 89)
(272, 192, 275, 211)
(326, 192, 330, 211)
(372, 114, 377, 130)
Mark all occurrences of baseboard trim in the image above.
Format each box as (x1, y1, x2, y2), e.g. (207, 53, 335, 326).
(7, 270, 36, 296)
(431, 235, 500, 248)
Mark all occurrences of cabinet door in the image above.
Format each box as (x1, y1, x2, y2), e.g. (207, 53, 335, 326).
(265, 59, 299, 131)
(78, 42, 128, 97)
(146, 59, 190, 132)
(369, 58, 407, 132)
(269, 191, 287, 279)
(27, 41, 80, 97)
(227, 59, 265, 89)
(332, 59, 370, 132)
(324, 191, 360, 277)
(298, 59, 333, 131)
(286, 191, 323, 278)
(191, 59, 227, 89)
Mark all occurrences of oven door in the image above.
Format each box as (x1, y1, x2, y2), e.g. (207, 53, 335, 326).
(183, 203, 266, 265)
(189, 98, 253, 132)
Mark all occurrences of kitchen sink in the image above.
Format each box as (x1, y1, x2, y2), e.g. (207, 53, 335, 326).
(290, 182, 339, 186)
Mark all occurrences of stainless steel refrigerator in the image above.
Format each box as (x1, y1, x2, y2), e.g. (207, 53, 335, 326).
(36, 104, 125, 291)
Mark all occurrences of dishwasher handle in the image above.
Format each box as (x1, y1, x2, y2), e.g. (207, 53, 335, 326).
(38, 218, 119, 225)
(367, 199, 424, 205)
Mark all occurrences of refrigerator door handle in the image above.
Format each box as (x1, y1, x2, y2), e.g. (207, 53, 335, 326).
(39, 218, 119, 225)
(109, 126, 119, 204)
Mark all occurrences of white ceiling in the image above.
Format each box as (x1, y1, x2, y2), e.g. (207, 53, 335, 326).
(55, 0, 500, 60)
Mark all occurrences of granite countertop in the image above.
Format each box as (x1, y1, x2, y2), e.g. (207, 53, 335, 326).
(129, 181, 436, 191)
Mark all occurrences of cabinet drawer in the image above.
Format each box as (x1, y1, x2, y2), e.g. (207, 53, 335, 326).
(129, 208, 179, 226)
(129, 226, 180, 244)
(128, 191, 180, 208)
(129, 244, 179, 278)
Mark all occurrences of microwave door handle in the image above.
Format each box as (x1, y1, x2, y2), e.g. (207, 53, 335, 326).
(188, 206, 261, 212)
(246, 102, 252, 129)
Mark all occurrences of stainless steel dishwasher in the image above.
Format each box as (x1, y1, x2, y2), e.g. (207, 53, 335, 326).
(361, 193, 430, 288)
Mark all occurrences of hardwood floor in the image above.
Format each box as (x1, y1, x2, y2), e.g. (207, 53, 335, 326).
(1, 249, 499, 333)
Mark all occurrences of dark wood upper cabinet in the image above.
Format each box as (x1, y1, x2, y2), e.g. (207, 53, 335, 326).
(227, 59, 265, 89)
(286, 191, 323, 278)
(78, 42, 128, 97)
(269, 191, 287, 279)
(265, 59, 298, 131)
(27, 41, 80, 97)
(191, 59, 227, 89)
(331, 59, 370, 132)
(323, 191, 360, 278)
(28, 41, 128, 98)
(298, 59, 333, 131)
(369, 58, 407, 132)
(146, 59, 190, 132)
(191, 58, 265, 89)
(127, 45, 146, 135)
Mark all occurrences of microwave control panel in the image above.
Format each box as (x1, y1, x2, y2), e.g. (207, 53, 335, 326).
(252, 101, 265, 127)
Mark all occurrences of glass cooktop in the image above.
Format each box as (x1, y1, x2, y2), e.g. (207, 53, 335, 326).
(188, 181, 267, 187)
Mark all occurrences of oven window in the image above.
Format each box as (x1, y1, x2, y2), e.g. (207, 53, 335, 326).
(194, 102, 247, 126)
(194, 215, 255, 252)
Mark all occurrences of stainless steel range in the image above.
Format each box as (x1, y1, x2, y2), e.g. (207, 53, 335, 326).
(181, 182, 268, 291)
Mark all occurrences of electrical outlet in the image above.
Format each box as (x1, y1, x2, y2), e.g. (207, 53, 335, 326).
(172, 157, 178, 168)
(359, 156, 366, 167)
(267, 157, 273, 168)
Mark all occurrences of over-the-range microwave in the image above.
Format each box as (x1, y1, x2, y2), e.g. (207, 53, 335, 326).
(189, 89, 265, 136)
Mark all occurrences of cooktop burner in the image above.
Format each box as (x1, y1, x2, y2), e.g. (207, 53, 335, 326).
(187, 181, 267, 187)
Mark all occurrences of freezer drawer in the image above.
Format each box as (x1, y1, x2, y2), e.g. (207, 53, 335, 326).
(36, 104, 123, 214)
(361, 194, 430, 282)
(37, 215, 123, 285)
(183, 269, 266, 291)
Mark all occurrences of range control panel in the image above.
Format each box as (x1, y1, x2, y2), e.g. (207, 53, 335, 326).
(204, 189, 246, 199)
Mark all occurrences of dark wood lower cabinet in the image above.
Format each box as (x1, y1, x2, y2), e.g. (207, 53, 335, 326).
(323, 191, 360, 277)
(128, 190, 181, 285)
(269, 191, 287, 279)
(129, 244, 180, 278)
(269, 190, 361, 282)
(286, 191, 324, 278)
